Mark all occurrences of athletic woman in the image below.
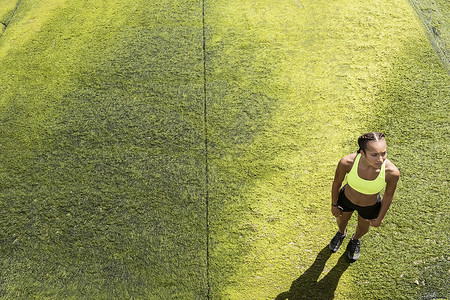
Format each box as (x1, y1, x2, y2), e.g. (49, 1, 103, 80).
(329, 132, 400, 260)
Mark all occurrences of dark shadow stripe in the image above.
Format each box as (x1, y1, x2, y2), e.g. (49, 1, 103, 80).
(0, 0, 23, 39)
(202, 0, 210, 298)
(407, 0, 449, 73)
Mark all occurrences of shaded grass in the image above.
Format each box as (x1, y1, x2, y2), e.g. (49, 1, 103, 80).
(408, 0, 449, 70)
(0, 0, 207, 298)
(363, 39, 449, 299)
(0, 0, 18, 24)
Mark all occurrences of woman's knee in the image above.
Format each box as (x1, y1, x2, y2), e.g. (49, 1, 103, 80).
(357, 215, 371, 228)
(338, 211, 353, 223)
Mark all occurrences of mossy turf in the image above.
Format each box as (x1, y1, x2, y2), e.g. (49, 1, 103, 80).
(0, 0, 207, 298)
(206, 0, 449, 299)
(0, 0, 448, 299)
(408, 0, 449, 68)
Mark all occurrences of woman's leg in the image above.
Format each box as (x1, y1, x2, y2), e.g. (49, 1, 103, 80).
(353, 214, 371, 239)
(330, 210, 354, 252)
(336, 211, 353, 234)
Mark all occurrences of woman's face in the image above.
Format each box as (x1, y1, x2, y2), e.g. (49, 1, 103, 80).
(362, 139, 387, 168)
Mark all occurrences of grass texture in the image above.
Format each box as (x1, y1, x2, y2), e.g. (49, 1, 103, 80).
(0, 0, 207, 298)
(0, 0, 448, 299)
(206, 0, 448, 299)
(408, 0, 449, 69)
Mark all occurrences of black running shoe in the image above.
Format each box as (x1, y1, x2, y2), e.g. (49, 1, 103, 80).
(329, 230, 347, 252)
(347, 237, 361, 261)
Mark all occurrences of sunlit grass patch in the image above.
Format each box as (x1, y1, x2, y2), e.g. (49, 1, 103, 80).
(206, 0, 449, 299)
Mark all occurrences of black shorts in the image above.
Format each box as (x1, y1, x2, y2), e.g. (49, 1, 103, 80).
(337, 185, 381, 219)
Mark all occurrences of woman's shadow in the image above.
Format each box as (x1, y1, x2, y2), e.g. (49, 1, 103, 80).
(275, 245, 350, 300)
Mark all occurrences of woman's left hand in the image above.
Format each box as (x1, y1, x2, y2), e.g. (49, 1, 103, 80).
(366, 218, 383, 227)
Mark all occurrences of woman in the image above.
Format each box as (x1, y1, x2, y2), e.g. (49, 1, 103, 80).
(329, 132, 400, 261)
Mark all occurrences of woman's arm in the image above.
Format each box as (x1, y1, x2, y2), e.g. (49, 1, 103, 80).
(331, 155, 352, 217)
(367, 162, 400, 227)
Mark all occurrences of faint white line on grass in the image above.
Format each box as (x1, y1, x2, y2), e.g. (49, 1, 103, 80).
(293, 0, 304, 9)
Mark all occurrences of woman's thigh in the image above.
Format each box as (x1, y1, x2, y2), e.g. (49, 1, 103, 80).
(338, 210, 354, 223)
(357, 214, 371, 230)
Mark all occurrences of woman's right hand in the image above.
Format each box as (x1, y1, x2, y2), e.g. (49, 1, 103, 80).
(331, 205, 342, 218)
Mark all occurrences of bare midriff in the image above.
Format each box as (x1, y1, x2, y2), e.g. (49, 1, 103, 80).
(344, 184, 380, 206)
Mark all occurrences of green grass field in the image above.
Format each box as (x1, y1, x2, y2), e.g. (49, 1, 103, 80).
(0, 0, 448, 299)
(409, 0, 449, 67)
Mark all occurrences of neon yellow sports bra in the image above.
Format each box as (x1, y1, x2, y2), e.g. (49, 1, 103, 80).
(347, 153, 386, 195)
